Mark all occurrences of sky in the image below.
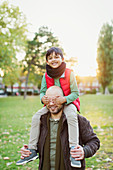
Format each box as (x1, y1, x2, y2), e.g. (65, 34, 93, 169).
(1, 0, 113, 76)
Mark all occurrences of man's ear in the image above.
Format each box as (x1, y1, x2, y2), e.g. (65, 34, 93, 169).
(62, 58, 64, 62)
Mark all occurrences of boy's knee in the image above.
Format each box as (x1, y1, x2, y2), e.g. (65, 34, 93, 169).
(64, 104, 77, 119)
(64, 104, 77, 113)
(66, 111, 77, 119)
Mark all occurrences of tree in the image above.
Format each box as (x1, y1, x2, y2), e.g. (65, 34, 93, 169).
(23, 26, 64, 99)
(28, 72, 42, 89)
(0, 1, 28, 72)
(3, 63, 20, 95)
(65, 57, 78, 68)
(97, 21, 113, 93)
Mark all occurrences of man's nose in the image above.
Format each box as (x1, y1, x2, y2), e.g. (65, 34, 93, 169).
(49, 99, 55, 105)
(49, 101, 54, 105)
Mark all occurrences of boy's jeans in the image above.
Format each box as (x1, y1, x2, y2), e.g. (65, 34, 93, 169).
(28, 104, 79, 150)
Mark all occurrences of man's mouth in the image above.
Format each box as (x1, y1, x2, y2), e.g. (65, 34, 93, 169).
(50, 106, 56, 110)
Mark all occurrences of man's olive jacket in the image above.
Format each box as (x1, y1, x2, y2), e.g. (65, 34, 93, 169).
(37, 113, 100, 170)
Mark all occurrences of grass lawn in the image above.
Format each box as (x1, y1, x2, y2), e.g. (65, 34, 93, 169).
(0, 94, 113, 169)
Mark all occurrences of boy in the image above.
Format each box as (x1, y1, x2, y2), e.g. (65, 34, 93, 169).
(16, 47, 81, 168)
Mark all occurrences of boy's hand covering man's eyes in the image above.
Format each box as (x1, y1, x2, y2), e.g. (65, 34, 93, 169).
(42, 95, 49, 105)
(55, 96, 67, 105)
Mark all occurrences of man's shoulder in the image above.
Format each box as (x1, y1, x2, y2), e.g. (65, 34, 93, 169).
(40, 112, 49, 122)
(77, 114, 88, 120)
(41, 112, 49, 118)
(77, 114, 90, 126)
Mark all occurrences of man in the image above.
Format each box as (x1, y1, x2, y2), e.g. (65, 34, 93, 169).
(17, 86, 100, 169)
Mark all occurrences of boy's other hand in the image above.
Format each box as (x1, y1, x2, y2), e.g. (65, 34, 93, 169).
(42, 95, 49, 105)
(55, 96, 66, 105)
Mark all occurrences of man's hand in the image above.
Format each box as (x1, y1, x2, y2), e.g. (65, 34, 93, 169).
(70, 145, 84, 160)
(41, 95, 49, 105)
(55, 96, 66, 105)
(19, 144, 31, 159)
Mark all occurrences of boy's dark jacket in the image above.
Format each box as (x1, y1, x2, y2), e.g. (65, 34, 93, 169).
(37, 113, 100, 170)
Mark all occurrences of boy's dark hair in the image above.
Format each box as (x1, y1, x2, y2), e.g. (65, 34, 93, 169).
(46, 47, 63, 60)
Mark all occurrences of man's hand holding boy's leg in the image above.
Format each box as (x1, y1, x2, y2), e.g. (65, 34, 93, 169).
(16, 144, 38, 165)
(20, 145, 31, 159)
(70, 145, 84, 160)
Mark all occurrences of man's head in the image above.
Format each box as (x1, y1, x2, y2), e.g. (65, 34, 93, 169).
(46, 47, 64, 69)
(46, 86, 64, 117)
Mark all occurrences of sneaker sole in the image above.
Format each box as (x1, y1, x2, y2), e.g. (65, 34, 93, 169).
(71, 162, 81, 168)
(16, 155, 39, 165)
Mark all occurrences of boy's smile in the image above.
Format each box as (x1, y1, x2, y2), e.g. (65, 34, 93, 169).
(47, 52, 64, 68)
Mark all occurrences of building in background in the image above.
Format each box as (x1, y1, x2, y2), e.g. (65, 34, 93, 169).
(77, 76, 101, 94)
(0, 76, 101, 96)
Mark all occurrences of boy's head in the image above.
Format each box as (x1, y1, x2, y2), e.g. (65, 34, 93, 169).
(46, 47, 64, 61)
(46, 47, 64, 69)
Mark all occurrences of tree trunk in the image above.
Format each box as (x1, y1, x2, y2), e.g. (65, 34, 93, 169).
(24, 64, 31, 99)
(11, 84, 13, 95)
(105, 86, 110, 95)
(4, 85, 7, 94)
(23, 56, 36, 99)
(102, 85, 106, 94)
(19, 84, 21, 95)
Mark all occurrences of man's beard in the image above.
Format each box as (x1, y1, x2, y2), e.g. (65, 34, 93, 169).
(49, 105, 63, 115)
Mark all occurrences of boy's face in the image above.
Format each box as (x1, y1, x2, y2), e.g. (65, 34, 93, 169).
(47, 52, 64, 68)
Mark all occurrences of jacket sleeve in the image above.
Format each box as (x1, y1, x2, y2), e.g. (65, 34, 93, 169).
(65, 71, 79, 105)
(79, 116, 100, 158)
(40, 74, 47, 103)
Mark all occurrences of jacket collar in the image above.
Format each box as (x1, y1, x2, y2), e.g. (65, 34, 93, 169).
(40, 111, 67, 127)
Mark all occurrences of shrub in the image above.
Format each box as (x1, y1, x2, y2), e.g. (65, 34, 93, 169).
(108, 86, 113, 93)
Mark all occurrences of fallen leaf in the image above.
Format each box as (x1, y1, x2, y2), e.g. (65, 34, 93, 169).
(96, 159, 101, 162)
(7, 162, 12, 166)
(3, 157, 9, 160)
(91, 165, 94, 168)
(2, 132, 9, 135)
(105, 158, 112, 162)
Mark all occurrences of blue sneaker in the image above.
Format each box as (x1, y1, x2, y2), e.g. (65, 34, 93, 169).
(16, 149, 38, 165)
(70, 146, 81, 168)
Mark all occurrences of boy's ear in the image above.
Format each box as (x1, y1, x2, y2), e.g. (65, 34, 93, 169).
(62, 58, 64, 62)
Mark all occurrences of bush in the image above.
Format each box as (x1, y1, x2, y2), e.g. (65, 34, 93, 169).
(91, 89, 97, 94)
(85, 89, 97, 94)
(20, 91, 33, 95)
(85, 90, 91, 94)
(108, 86, 113, 93)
